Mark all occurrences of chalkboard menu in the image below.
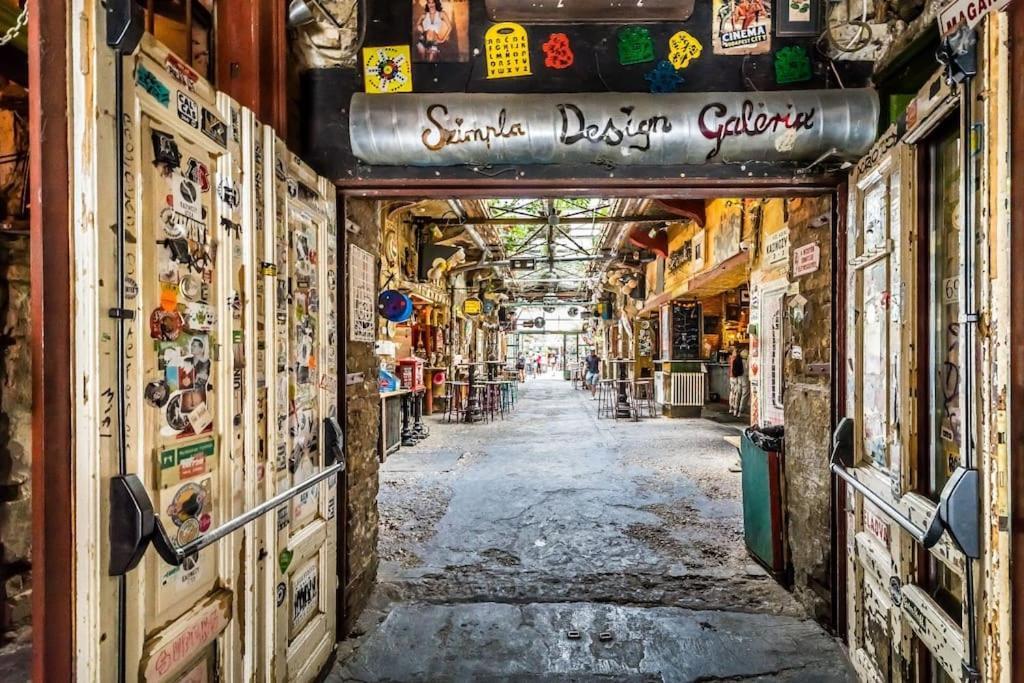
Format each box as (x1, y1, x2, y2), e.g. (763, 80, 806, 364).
(671, 302, 702, 360)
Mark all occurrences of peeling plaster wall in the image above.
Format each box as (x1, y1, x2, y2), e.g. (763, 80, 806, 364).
(780, 195, 834, 623)
(343, 199, 381, 630)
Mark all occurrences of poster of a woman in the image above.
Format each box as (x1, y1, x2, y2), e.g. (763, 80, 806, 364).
(413, 0, 469, 62)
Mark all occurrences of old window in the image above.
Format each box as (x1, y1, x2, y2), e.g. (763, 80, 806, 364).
(137, 0, 215, 82)
(851, 157, 896, 471)
(919, 119, 964, 634)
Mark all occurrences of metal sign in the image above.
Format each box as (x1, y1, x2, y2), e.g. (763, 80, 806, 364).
(937, 0, 1010, 35)
(463, 297, 483, 316)
(486, 0, 695, 22)
(350, 90, 879, 167)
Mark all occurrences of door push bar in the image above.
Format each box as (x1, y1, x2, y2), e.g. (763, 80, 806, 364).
(830, 417, 980, 559)
(109, 417, 345, 576)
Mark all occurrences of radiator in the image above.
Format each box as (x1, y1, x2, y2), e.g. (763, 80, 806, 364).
(670, 372, 706, 407)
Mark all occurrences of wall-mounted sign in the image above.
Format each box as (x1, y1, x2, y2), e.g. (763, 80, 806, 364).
(775, 46, 812, 85)
(712, 0, 772, 56)
(485, 23, 532, 79)
(542, 33, 574, 70)
(413, 0, 470, 63)
(485, 0, 695, 22)
(792, 242, 820, 277)
(937, 0, 1010, 36)
(764, 228, 790, 266)
(463, 297, 483, 316)
(668, 31, 703, 70)
(776, 0, 822, 36)
(363, 46, 413, 94)
(350, 90, 878, 166)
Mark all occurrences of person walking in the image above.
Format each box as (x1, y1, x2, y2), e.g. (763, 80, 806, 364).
(584, 350, 601, 398)
(515, 355, 526, 382)
(728, 346, 749, 417)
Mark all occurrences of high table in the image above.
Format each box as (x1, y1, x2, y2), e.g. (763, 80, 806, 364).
(456, 362, 486, 423)
(608, 359, 635, 418)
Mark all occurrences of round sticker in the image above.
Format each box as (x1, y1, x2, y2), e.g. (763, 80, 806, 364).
(179, 274, 203, 301)
(175, 516, 201, 546)
(161, 207, 185, 238)
(167, 482, 208, 527)
(276, 582, 287, 607)
(165, 394, 191, 432)
(144, 379, 171, 408)
(149, 308, 184, 341)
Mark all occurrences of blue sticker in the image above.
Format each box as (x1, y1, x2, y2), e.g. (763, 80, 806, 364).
(645, 60, 684, 93)
(137, 65, 170, 107)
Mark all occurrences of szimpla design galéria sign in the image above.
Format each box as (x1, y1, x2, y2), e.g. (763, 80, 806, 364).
(349, 91, 878, 167)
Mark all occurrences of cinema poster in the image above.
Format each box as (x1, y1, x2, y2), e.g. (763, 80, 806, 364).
(412, 0, 471, 63)
(712, 0, 772, 56)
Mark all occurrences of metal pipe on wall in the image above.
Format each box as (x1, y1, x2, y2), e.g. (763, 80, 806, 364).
(350, 90, 880, 167)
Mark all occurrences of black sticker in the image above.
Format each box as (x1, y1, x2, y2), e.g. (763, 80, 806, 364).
(276, 582, 287, 607)
(221, 217, 242, 238)
(176, 91, 200, 128)
(201, 108, 227, 147)
(151, 130, 182, 169)
(218, 181, 240, 208)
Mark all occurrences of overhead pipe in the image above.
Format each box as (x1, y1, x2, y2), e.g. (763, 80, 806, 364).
(350, 90, 880, 166)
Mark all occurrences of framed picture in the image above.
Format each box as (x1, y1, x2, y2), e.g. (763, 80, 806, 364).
(775, 0, 822, 37)
(412, 0, 470, 63)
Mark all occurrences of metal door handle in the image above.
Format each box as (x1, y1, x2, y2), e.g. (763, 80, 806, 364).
(110, 417, 344, 575)
(829, 418, 979, 558)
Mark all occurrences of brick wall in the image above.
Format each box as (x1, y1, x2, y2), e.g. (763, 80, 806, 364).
(342, 200, 381, 631)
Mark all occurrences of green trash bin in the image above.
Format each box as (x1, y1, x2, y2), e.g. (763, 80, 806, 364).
(740, 427, 787, 581)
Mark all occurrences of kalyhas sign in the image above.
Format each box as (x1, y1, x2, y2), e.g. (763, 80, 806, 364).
(350, 91, 878, 167)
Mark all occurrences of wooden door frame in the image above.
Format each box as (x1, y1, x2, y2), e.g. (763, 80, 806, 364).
(1008, 2, 1024, 677)
(830, 182, 849, 640)
(28, 0, 74, 680)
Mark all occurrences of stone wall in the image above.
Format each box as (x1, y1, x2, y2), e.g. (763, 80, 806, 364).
(342, 199, 381, 631)
(0, 235, 30, 639)
(781, 195, 834, 623)
(0, 105, 31, 641)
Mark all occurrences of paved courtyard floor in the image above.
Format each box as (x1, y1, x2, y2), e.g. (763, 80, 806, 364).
(331, 375, 853, 682)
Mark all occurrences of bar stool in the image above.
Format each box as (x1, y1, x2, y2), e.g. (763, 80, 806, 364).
(445, 382, 467, 424)
(632, 379, 657, 419)
(470, 384, 490, 423)
(597, 380, 616, 419)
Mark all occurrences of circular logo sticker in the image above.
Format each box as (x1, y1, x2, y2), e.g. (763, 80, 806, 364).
(167, 482, 208, 527)
(149, 308, 184, 342)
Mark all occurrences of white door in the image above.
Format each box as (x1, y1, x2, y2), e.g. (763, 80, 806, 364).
(843, 121, 969, 681)
(262, 137, 340, 683)
(108, 34, 248, 682)
(76, 30, 340, 682)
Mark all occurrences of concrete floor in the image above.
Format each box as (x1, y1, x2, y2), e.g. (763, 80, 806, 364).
(331, 375, 853, 682)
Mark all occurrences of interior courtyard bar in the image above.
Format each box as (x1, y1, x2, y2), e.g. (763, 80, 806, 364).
(5, 0, 1024, 680)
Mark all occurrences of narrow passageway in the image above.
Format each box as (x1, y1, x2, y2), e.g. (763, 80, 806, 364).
(332, 376, 853, 682)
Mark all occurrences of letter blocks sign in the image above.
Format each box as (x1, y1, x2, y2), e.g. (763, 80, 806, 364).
(485, 23, 532, 79)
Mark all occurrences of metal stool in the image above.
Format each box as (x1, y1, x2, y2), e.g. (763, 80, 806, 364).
(597, 380, 616, 419)
(632, 379, 657, 419)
